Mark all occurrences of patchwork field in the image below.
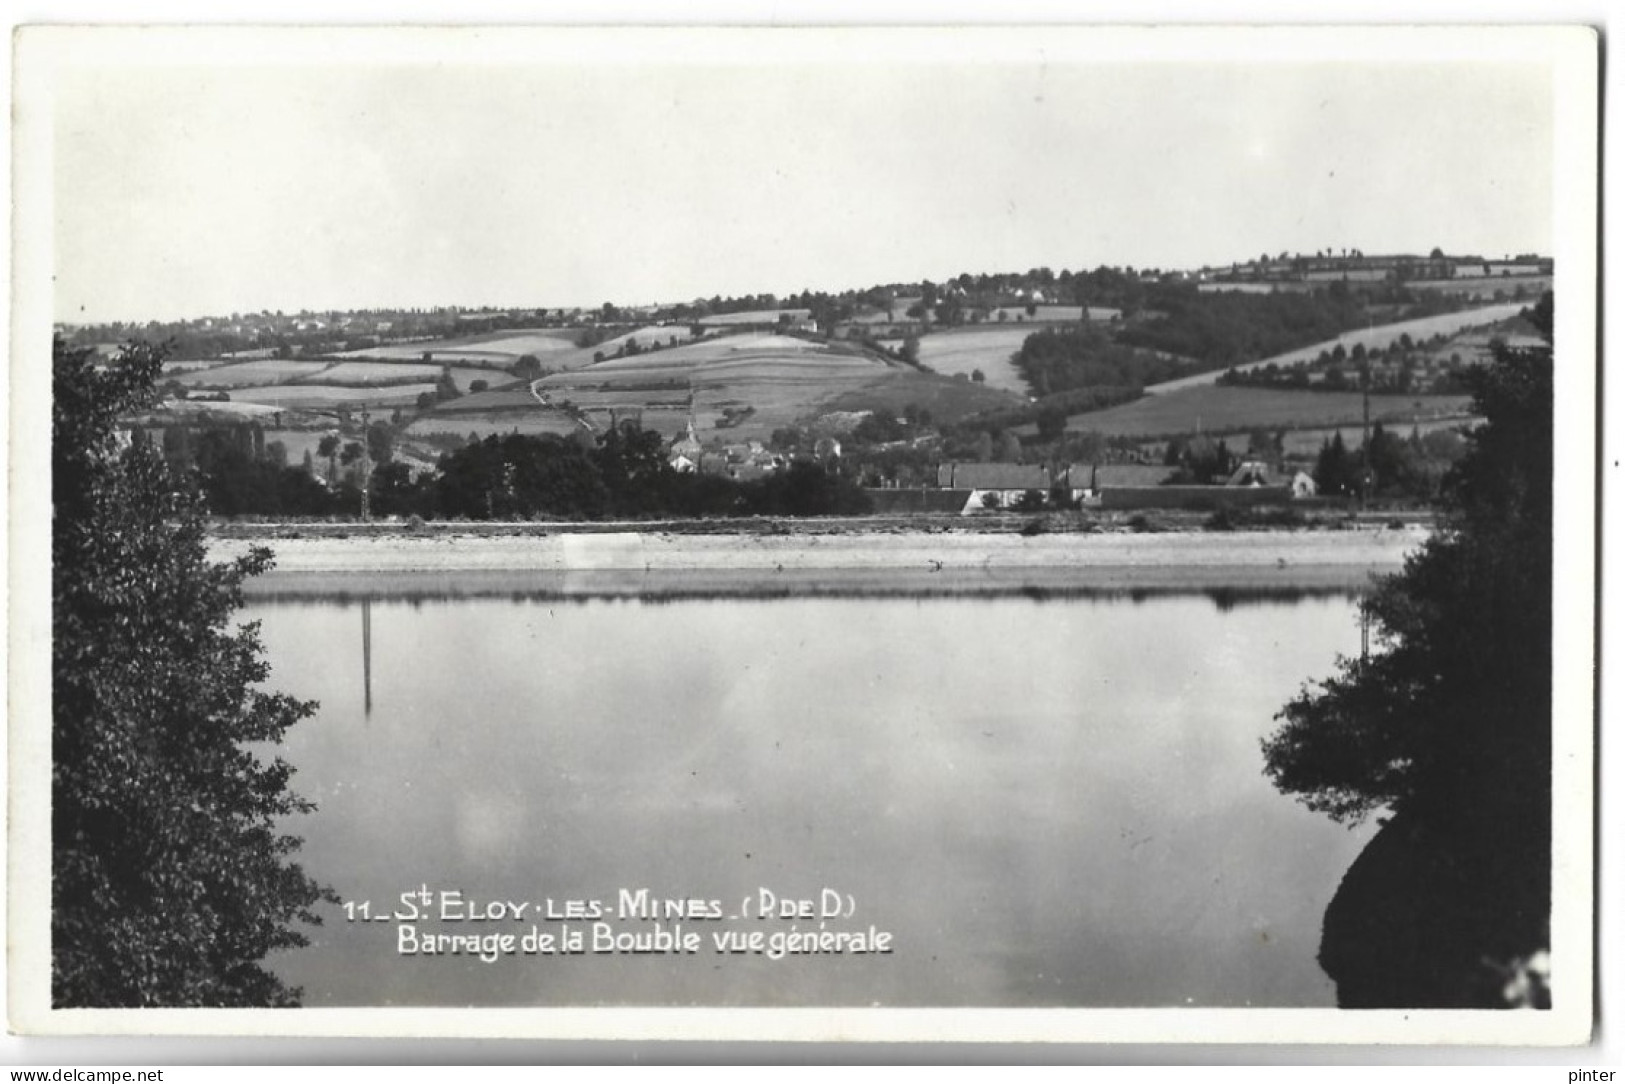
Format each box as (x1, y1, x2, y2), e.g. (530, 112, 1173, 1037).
(696, 309, 811, 326)
(290, 362, 514, 392)
(589, 325, 702, 357)
(688, 358, 894, 420)
(406, 329, 1014, 444)
(161, 359, 233, 374)
(984, 305, 1121, 323)
(815, 371, 1023, 426)
(441, 385, 539, 411)
(1065, 384, 1473, 439)
(309, 362, 442, 384)
(415, 325, 720, 375)
(174, 359, 333, 388)
(541, 388, 691, 410)
(538, 332, 860, 385)
(914, 327, 1033, 393)
(446, 368, 521, 393)
(351, 348, 520, 366)
(231, 384, 437, 409)
(152, 398, 288, 420)
(336, 328, 586, 364)
(405, 408, 582, 441)
(546, 340, 894, 440)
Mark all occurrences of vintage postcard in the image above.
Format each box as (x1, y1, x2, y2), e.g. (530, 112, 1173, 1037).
(7, 23, 1600, 1046)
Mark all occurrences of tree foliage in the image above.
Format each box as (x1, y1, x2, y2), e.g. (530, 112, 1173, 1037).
(426, 423, 874, 522)
(52, 341, 333, 1006)
(1313, 431, 1358, 498)
(177, 426, 337, 517)
(1165, 435, 1236, 485)
(1262, 294, 1554, 827)
(1118, 283, 1367, 368)
(436, 432, 609, 520)
(1011, 326, 1187, 398)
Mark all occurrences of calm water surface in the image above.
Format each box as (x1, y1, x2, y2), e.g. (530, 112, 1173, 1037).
(249, 593, 1375, 1007)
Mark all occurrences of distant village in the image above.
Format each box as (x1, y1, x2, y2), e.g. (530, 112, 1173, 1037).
(75, 249, 1550, 524)
(1206, 249, 1552, 287)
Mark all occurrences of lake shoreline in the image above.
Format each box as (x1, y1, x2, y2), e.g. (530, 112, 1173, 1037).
(217, 523, 1428, 598)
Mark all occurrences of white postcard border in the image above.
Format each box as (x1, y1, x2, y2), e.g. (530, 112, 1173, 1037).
(6, 22, 1601, 1046)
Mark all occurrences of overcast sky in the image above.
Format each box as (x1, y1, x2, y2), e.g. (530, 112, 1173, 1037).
(45, 28, 1557, 324)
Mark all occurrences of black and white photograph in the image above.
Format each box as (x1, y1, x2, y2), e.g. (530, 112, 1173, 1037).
(6, 21, 1601, 1047)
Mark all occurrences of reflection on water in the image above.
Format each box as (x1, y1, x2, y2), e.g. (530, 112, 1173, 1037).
(252, 593, 1376, 1008)
(361, 599, 372, 717)
(250, 581, 1361, 609)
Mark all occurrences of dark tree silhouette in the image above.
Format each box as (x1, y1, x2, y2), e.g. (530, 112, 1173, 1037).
(317, 433, 340, 483)
(53, 340, 333, 1006)
(1313, 431, 1357, 496)
(1262, 294, 1554, 1007)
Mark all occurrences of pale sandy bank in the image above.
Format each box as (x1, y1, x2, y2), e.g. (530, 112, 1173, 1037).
(217, 527, 1427, 599)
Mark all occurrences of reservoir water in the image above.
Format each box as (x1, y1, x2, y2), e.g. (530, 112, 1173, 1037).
(250, 591, 1377, 1007)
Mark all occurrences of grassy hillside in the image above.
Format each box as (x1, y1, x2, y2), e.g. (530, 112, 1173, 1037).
(914, 327, 1032, 393)
(404, 330, 1020, 443)
(172, 359, 332, 388)
(984, 304, 1121, 323)
(816, 371, 1022, 426)
(333, 327, 582, 363)
(1064, 384, 1473, 439)
(697, 308, 811, 326)
(231, 384, 436, 409)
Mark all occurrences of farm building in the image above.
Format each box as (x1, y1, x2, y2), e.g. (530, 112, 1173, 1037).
(1226, 460, 1281, 487)
(937, 462, 1058, 512)
(1086, 463, 1177, 491)
(692, 450, 780, 481)
(723, 440, 769, 463)
(1223, 461, 1315, 497)
(1084, 456, 1317, 510)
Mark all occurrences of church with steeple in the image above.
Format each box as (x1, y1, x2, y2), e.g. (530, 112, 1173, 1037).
(668, 416, 704, 472)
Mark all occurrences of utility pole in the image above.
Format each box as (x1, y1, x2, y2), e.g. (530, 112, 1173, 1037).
(1360, 597, 1371, 662)
(361, 597, 373, 719)
(359, 406, 372, 523)
(1360, 320, 1372, 511)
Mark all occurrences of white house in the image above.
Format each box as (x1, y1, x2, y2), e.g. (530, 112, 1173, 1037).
(938, 462, 1054, 513)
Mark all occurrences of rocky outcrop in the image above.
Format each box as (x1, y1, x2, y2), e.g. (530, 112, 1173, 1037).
(1320, 808, 1550, 1009)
